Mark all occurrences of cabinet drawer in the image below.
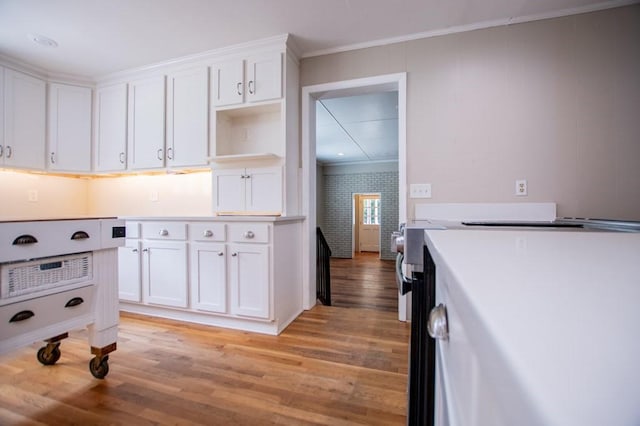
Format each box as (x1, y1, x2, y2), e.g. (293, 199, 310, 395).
(228, 224, 270, 243)
(189, 223, 225, 242)
(142, 222, 186, 240)
(0, 285, 94, 340)
(126, 222, 141, 239)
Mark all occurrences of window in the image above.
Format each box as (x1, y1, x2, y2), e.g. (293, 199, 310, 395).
(362, 198, 380, 225)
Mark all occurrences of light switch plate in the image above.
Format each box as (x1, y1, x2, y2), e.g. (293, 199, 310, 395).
(410, 183, 432, 199)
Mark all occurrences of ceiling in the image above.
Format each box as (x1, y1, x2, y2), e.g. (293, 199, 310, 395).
(0, 0, 628, 79)
(316, 91, 398, 165)
(0, 0, 630, 166)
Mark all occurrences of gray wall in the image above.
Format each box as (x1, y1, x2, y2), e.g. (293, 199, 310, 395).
(319, 168, 399, 259)
(302, 5, 640, 220)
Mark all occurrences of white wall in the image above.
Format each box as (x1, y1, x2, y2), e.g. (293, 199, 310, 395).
(0, 170, 89, 220)
(301, 5, 640, 220)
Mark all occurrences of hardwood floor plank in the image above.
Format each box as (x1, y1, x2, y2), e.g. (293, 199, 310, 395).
(0, 304, 409, 425)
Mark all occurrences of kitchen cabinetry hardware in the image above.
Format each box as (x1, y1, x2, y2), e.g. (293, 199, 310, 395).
(64, 297, 84, 308)
(50, 152, 56, 164)
(236, 82, 242, 95)
(12, 235, 38, 245)
(156, 149, 164, 160)
(243, 231, 255, 239)
(248, 80, 255, 94)
(218, 252, 224, 256)
(427, 303, 449, 340)
(119, 152, 125, 164)
(143, 248, 149, 252)
(232, 253, 238, 257)
(167, 147, 173, 160)
(203, 230, 214, 237)
(159, 229, 169, 236)
(132, 248, 138, 253)
(0, 146, 3, 157)
(9, 310, 35, 322)
(71, 231, 90, 240)
(6, 146, 12, 158)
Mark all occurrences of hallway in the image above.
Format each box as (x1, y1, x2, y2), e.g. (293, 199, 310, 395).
(329, 252, 397, 312)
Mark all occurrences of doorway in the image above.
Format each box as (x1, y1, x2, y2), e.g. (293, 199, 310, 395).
(353, 193, 381, 255)
(301, 73, 408, 320)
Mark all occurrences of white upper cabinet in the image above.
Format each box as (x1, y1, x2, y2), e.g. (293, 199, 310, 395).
(2, 68, 46, 170)
(95, 83, 128, 172)
(213, 167, 282, 215)
(128, 75, 166, 170)
(166, 66, 209, 168)
(212, 52, 282, 107)
(47, 83, 92, 172)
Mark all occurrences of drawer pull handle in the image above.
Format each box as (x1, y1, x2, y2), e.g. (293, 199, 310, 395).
(65, 297, 84, 308)
(10, 310, 34, 323)
(243, 231, 255, 239)
(71, 231, 90, 240)
(218, 251, 224, 256)
(12, 234, 38, 245)
(203, 230, 214, 238)
(232, 253, 237, 257)
(159, 229, 169, 237)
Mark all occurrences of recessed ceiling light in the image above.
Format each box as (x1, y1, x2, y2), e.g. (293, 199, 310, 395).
(27, 33, 58, 48)
(337, 152, 344, 156)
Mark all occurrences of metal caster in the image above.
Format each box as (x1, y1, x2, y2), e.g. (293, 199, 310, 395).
(37, 343, 62, 366)
(89, 355, 110, 379)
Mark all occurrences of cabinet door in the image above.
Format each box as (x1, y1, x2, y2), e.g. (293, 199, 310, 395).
(246, 53, 282, 103)
(3, 69, 46, 169)
(212, 60, 244, 107)
(246, 167, 282, 213)
(143, 240, 188, 308)
(95, 83, 128, 171)
(47, 83, 92, 172)
(213, 168, 246, 214)
(229, 243, 269, 319)
(128, 76, 166, 170)
(167, 66, 209, 167)
(118, 240, 141, 302)
(190, 242, 227, 313)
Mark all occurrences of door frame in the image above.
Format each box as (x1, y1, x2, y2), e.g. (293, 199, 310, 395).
(301, 72, 408, 320)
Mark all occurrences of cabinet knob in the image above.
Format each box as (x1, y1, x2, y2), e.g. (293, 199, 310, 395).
(159, 229, 169, 236)
(427, 304, 449, 340)
(232, 253, 238, 257)
(132, 248, 138, 253)
(243, 231, 255, 239)
(218, 252, 224, 256)
(203, 230, 214, 238)
(143, 248, 149, 253)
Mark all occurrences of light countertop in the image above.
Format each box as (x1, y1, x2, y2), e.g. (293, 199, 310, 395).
(120, 215, 305, 223)
(424, 229, 640, 426)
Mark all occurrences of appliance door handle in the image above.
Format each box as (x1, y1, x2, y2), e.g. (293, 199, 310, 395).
(395, 253, 413, 295)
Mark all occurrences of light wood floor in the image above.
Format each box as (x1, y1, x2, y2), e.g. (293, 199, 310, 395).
(330, 252, 397, 312)
(0, 305, 409, 425)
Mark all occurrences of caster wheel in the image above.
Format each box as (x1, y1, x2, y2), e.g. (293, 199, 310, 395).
(89, 355, 109, 379)
(37, 346, 61, 365)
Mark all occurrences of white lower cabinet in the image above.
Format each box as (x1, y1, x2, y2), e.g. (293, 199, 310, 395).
(118, 240, 141, 302)
(229, 243, 269, 319)
(190, 242, 227, 313)
(118, 218, 302, 335)
(142, 240, 188, 308)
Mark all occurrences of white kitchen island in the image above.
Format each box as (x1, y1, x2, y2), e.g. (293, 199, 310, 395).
(424, 229, 640, 426)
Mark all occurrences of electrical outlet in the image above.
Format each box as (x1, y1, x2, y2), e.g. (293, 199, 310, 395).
(410, 183, 432, 199)
(28, 190, 38, 202)
(515, 179, 528, 196)
(149, 191, 159, 202)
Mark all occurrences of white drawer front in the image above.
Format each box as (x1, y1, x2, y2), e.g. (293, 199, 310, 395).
(228, 224, 270, 243)
(0, 220, 102, 263)
(0, 285, 94, 340)
(189, 223, 225, 242)
(125, 222, 141, 239)
(142, 222, 187, 240)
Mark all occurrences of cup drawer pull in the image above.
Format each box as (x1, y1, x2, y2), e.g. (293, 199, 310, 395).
(71, 231, 90, 240)
(12, 235, 38, 245)
(10, 310, 35, 323)
(65, 297, 84, 308)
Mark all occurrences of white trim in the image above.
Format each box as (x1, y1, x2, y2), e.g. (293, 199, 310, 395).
(302, 73, 408, 320)
(301, 0, 637, 58)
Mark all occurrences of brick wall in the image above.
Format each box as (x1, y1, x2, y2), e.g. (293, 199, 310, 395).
(319, 171, 398, 259)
